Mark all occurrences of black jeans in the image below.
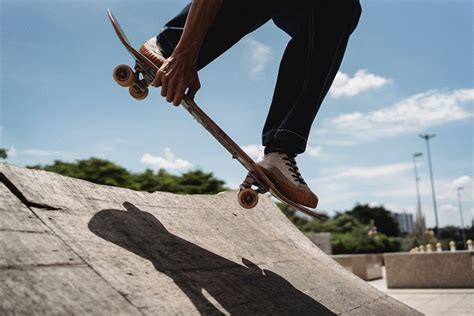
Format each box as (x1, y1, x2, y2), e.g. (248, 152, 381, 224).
(156, 1, 362, 154)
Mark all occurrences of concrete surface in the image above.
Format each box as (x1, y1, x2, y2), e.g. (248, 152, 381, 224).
(332, 254, 383, 281)
(0, 164, 421, 315)
(385, 251, 474, 288)
(369, 268, 474, 316)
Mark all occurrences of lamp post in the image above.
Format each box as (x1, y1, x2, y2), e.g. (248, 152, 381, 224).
(457, 187, 467, 250)
(419, 134, 439, 234)
(413, 153, 425, 242)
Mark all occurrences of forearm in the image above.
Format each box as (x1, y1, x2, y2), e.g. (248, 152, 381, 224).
(153, 1, 221, 104)
(173, 0, 223, 60)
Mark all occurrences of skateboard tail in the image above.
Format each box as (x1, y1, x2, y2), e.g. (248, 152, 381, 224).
(107, 9, 159, 80)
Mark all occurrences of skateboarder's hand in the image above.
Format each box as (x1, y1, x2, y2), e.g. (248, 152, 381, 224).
(151, 0, 223, 106)
(152, 54, 201, 106)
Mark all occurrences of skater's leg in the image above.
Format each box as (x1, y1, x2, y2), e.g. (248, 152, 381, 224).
(156, 2, 275, 70)
(262, 1, 362, 154)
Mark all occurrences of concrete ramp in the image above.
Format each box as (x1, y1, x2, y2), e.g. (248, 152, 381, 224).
(0, 164, 420, 315)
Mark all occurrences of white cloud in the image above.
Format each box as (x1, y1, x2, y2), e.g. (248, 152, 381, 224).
(384, 202, 415, 215)
(321, 162, 413, 180)
(2, 147, 70, 159)
(440, 203, 457, 212)
(329, 70, 390, 98)
(140, 147, 192, 170)
(7, 146, 17, 158)
(22, 149, 69, 157)
(452, 175, 471, 188)
(310, 166, 472, 227)
(317, 89, 474, 145)
(306, 146, 322, 157)
(241, 144, 263, 160)
(245, 38, 272, 79)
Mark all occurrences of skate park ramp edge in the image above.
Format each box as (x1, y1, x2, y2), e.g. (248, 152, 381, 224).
(0, 164, 421, 315)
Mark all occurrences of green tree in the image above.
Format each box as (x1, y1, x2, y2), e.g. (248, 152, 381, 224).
(29, 158, 131, 187)
(132, 168, 180, 193)
(323, 213, 364, 234)
(0, 148, 7, 159)
(331, 223, 400, 254)
(178, 170, 226, 194)
(28, 158, 226, 194)
(277, 203, 311, 230)
(346, 203, 400, 236)
(278, 206, 401, 254)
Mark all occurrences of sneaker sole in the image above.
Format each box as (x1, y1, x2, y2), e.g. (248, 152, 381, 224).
(260, 166, 318, 208)
(139, 41, 165, 68)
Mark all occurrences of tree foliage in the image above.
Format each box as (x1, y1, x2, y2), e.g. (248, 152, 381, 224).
(277, 203, 313, 228)
(28, 158, 226, 194)
(0, 148, 7, 159)
(437, 225, 474, 250)
(331, 228, 400, 254)
(345, 203, 400, 236)
(277, 204, 401, 254)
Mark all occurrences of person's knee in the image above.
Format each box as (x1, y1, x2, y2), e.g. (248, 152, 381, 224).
(350, 0, 362, 33)
(274, 1, 362, 38)
(272, 9, 309, 38)
(329, 0, 361, 34)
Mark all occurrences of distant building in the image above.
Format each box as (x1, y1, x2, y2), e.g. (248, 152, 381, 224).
(393, 212, 414, 234)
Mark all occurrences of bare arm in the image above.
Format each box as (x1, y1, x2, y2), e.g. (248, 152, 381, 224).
(152, 0, 223, 106)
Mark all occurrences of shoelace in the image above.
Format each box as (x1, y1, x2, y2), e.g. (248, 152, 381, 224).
(280, 152, 307, 185)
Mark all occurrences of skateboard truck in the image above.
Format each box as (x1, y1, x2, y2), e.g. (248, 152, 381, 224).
(112, 64, 150, 100)
(238, 174, 268, 209)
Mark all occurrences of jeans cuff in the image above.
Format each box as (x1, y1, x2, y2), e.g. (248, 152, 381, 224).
(262, 129, 307, 154)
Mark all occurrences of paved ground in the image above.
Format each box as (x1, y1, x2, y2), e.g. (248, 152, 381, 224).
(0, 164, 420, 315)
(368, 269, 474, 316)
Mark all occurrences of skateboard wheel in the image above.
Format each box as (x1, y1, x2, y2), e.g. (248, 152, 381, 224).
(113, 64, 135, 87)
(238, 188, 259, 209)
(129, 85, 149, 100)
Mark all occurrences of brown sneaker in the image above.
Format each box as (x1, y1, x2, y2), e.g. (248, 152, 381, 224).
(257, 151, 318, 208)
(139, 37, 166, 68)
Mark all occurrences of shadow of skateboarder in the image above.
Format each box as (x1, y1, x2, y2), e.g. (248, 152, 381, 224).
(88, 202, 334, 315)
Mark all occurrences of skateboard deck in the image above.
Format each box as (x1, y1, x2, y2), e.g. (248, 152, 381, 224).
(107, 9, 325, 220)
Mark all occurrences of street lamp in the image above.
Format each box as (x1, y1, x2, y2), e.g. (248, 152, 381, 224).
(457, 187, 467, 250)
(419, 133, 439, 234)
(413, 153, 425, 241)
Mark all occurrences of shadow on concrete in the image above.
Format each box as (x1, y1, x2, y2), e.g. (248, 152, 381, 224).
(88, 202, 334, 315)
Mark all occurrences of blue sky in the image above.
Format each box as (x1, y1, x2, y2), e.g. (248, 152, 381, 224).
(1, 0, 472, 228)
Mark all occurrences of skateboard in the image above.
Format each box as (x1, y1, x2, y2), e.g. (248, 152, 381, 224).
(107, 9, 325, 221)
